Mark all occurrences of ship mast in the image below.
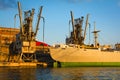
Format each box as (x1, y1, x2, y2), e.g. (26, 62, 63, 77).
(92, 22, 100, 48)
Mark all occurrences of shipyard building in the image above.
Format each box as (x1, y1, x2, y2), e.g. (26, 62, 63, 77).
(0, 27, 19, 61)
(0, 27, 19, 45)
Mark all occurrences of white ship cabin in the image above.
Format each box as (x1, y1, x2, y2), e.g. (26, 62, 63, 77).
(52, 44, 80, 49)
(52, 44, 69, 49)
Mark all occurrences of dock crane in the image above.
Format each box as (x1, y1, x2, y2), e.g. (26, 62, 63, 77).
(9, 2, 43, 62)
(66, 11, 89, 45)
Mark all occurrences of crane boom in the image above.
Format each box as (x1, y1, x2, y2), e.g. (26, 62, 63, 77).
(35, 6, 43, 36)
(70, 11, 76, 40)
(17, 2, 23, 35)
(83, 14, 89, 43)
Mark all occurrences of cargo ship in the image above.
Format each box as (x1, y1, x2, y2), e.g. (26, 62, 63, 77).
(50, 11, 120, 67)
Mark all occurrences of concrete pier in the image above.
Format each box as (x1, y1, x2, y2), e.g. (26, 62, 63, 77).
(0, 62, 47, 67)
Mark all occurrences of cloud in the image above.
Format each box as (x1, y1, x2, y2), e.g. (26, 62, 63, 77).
(0, 0, 17, 10)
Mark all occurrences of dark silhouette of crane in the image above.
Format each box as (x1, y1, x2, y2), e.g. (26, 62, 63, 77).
(66, 11, 89, 46)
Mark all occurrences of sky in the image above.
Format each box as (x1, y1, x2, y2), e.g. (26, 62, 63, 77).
(0, 0, 120, 45)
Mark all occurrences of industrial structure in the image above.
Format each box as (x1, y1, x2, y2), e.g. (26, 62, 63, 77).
(1, 1, 120, 67)
(50, 11, 120, 67)
(0, 27, 19, 61)
(6, 2, 54, 66)
(65, 11, 101, 48)
(66, 11, 89, 46)
(9, 2, 42, 62)
(0, 27, 19, 45)
(0, 2, 55, 67)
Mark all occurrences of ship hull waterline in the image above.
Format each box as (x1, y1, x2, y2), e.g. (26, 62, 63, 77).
(50, 48, 120, 67)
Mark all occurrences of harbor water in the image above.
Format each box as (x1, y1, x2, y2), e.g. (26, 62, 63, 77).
(0, 67, 120, 80)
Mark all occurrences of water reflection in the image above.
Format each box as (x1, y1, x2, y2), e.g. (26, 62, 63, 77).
(0, 67, 120, 80)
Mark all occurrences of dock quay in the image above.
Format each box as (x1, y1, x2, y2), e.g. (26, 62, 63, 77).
(0, 62, 47, 67)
